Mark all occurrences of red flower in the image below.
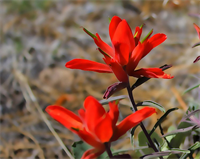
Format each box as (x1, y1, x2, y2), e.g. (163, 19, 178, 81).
(46, 96, 156, 159)
(192, 23, 200, 63)
(194, 23, 200, 39)
(66, 16, 173, 83)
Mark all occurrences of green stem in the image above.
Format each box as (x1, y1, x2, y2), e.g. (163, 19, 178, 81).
(105, 142, 113, 158)
(126, 84, 163, 159)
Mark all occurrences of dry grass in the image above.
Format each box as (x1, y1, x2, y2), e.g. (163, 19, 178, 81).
(0, 0, 199, 158)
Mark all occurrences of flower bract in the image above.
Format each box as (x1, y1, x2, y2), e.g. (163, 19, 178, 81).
(46, 96, 156, 159)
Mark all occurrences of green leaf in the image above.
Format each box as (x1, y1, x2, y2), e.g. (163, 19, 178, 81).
(169, 122, 192, 148)
(180, 142, 200, 159)
(72, 141, 91, 159)
(112, 149, 132, 156)
(83, 27, 97, 39)
(162, 125, 200, 137)
(149, 108, 178, 136)
(195, 152, 200, 159)
(99, 95, 128, 105)
(130, 124, 140, 148)
(138, 130, 163, 155)
(72, 141, 108, 159)
(183, 83, 200, 94)
(141, 29, 153, 43)
(143, 149, 190, 159)
(98, 48, 112, 58)
(137, 100, 166, 113)
(192, 42, 200, 48)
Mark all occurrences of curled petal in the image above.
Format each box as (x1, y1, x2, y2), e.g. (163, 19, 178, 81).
(83, 28, 114, 57)
(94, 113, 113, 143)
(193, 56, 200, 63)
(130, 68, 173, 79)
(112, 107, 156, 141)
(84, 96, 106, 133)
(103, 82, 128, 99)
(109, 16, 122, 40)
(114, 42, 130, 66)
(134, 25, 143, 46)
(65, 59, 112, 73)
(194, 23, 200, 39)
(108, 101, 119, 127)
(78, 108, 86, 126)
(108, 59, 129, 82)
(142, 33, 167, 58)
(81, 148, 105, 159)
(148, 33, 167, 48)
(77, 129, 103, 148)
(94, 33, 115, 57)
(112, 19, 135, 57)
(45, 105, 83, 133)
(127, 42, 145, 73)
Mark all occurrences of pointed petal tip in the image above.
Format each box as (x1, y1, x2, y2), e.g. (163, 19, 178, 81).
(193, 56, 200, 63)
(103, 82, 128, 99)
(163, 74, 174, 79)
(45, 105, 57, 113)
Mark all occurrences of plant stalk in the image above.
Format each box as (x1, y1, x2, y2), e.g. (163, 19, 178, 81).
(126, 84, 163, 159)
(105, 142, 113, 158)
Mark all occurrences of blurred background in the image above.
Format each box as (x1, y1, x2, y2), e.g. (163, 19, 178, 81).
(0, 0, 200, 158)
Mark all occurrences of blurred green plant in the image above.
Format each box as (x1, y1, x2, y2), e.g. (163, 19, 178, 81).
(5, 0, 54, 16)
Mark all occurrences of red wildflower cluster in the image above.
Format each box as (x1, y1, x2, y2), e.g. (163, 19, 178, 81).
(66, 16, 173, 83)
(46, 96, 156, 159)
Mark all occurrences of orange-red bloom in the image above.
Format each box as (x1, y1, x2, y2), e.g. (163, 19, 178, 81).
(194, 23, 200, 39)
(66, 16, 173, 83)
(192, 23, 200, 63)
(46, 96, 156, 159)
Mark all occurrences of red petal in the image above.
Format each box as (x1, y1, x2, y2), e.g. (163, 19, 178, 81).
(142, 33, 167, 58)
(94, 33, 115, 57)
(81, 148, 105, 159)
(194, 23, 200, 39)
(114, 42, 130, 65)
(148, 33, 167, 48)
(103, 82, 128, 99)
(193, 56, 200, 63)
(45, 105, 83, 133)
(94, 113, 113, 143)
(126, 42, 145, 74)
(112, 19, 135, 60)
(141, 29, 153, 43)
(130, 68, 174, 79)
(108, 101, 119, 126)
(106, 59, 128, 82)
(112, 107, 156, 141)
(78, 108, 86, 126)
(134, 25, 143, 46)
(84, 96, 106, 133)
(109, 16, 122, 41)
(77, 128, 103, 148)
(65, 59, 112, 73)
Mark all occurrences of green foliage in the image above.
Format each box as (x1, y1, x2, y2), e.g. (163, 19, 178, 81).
(138, 130, 164, 155)
(137, 100, 166, 113)
(72, 141, 108, 159)
(72, 141, 91, 159)
(183, 83, 200, 94)
(5, 0, 54, 15)
(99, 95, 127, 105)
(149, 108, 178, 136)
(180, 142, 200, 159)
